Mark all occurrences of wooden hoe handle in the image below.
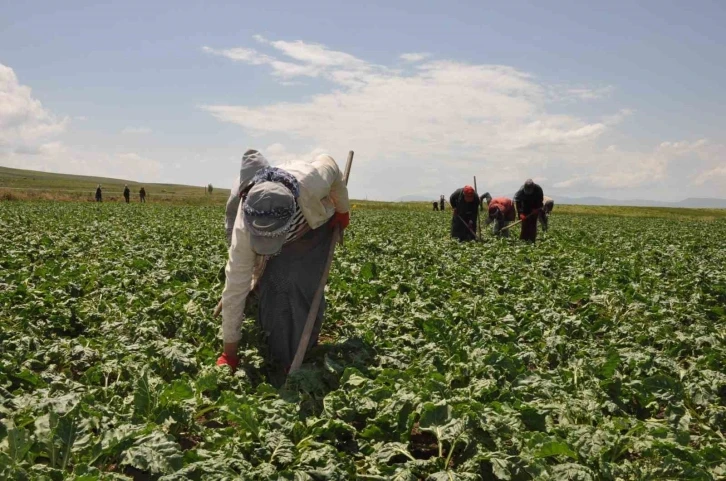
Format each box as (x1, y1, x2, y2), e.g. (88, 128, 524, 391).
(289, 150, 354, 373)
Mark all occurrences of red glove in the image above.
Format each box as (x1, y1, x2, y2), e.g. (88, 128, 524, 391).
(331, 211, 350, 230)
(216, 353, 239, 371)
(520, 214, 526, 221)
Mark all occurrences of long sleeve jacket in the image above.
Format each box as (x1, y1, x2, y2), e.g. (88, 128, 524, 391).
(513, 184, 544, 215)
(488, 197, 515, 222)
(221, 154, 350, 343)
(450, 189, 480, 221)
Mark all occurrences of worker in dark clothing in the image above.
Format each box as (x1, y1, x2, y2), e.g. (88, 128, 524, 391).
(479, 192, 492, 211)
(539, 196, 554, 232)
(95, 185, 102, 202)
(439, 195, 445, 211)
(513, 179, 544, 242)
(123, 185, 130, 203)
(139, 187, 146, 203)
(433, 201, 439, 211)
(450, 185, 480, 241)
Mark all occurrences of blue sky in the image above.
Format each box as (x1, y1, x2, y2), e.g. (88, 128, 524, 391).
(1, 0, 724, 200)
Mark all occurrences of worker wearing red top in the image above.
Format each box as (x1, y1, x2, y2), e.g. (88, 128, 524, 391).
(486, 196, 516, 237)
(449, 185, 480, 241)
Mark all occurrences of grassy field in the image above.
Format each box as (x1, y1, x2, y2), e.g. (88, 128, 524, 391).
(354, 200, 726, 220)
(3, 166, 725, 219)
(0, 166, 230, 204)
(1, 199, 724, 480)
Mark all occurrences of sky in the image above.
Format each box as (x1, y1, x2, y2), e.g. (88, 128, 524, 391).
(1, 0, 724, 201)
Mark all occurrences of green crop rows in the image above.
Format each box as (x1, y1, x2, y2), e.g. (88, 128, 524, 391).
(1, 202, 725, 480)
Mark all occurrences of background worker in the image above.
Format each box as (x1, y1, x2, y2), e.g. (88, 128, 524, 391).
(439, 195, 445, 211)
(95, 185, 102, 202)
(139, 187, 146, 203)
(479, 192, 492, 210)
(218, 154, 350, 374)
(486, 196, 516, 237)
(449, 185, 480, 241)
(432, 201, 439, 211)
(123, 185, 130, 203)
(514, 179, 544, 242)
(540, 196, 554, 232)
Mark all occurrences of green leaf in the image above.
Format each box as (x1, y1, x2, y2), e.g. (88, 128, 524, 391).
(373, 442, 415, 463)
(220, 392, 259, 440)
(534, 440, 577, 459)
(6, 421, 32, 464)
(120, 431, 183, 475)
(599, 348, 621, 378)
(133, 371, 158, 421)
(265, 430, 296, 466)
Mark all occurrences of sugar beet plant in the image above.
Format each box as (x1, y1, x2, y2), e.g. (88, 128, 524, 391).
(0, 201, 725, 480)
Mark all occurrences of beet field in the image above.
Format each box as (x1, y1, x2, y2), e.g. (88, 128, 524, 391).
(1, 201, 725, 480)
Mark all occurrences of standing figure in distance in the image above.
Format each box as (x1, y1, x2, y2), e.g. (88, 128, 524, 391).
(539, 196, 554, 232)
(486, 196, 516, 237)
(95, 184, 102, 202)
(139, 187, 146, 203)
(514, 179, 544, 242)
(449, 185, 480, 241)
(439, 195, 445, 212)
(123, 185, 130, 203)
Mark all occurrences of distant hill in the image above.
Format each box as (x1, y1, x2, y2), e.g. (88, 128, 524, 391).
(396, 192, 726, 209)
(0, 166, 230, 197)
(397, 194, 435, 202)
(556, 196, 726, 208)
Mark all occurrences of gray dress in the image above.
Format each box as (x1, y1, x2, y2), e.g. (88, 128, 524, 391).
(256, 219, 334, 369)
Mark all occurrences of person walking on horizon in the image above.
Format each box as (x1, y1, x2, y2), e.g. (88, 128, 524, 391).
(123, 185, 130, 203)
(95, 185, 102, 202)
(139, 187, 146, 203)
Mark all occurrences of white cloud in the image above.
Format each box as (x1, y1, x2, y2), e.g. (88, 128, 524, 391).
(264, 142, 329, 164)
(0, 63, 68, 153)
(552, 139, 723, 191)
(121, 126, 152, 134)
(202, 46, 274, 65)
(565, 86, 614, 100)
(692, 165, 726, 186)
(202, 38, 620, 197)
(2, 147, 163, 182)
(199, 38, 726, 200)
(400, 52, 430, 63)
(203, 40, 380, 86)
(0, 63, 163, 182)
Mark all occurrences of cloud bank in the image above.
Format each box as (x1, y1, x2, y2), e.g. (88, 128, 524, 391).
(201, 37, 725, 199)
(0, 63, 162, 182)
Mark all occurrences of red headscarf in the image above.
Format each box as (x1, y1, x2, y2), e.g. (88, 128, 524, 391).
(463, 185, 475, 201)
